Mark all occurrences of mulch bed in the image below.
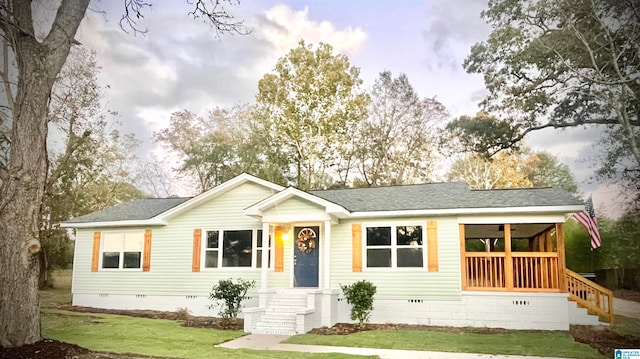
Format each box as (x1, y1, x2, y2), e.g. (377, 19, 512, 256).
(4, 296, 640, 358)
(571, 325, 640, 358)
(57, 304, 244, 330)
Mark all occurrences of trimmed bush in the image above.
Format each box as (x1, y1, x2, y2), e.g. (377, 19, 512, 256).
(340, 280, 377, 326)
(209, 278, 255, 319)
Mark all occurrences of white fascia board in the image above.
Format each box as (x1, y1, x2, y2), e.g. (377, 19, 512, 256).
(59, 219, 167, 229)
(244, 187, 350, 218)
(262, 213, 339, 224)
(348, 205, 585, 219)
(160, 173, 284, 220)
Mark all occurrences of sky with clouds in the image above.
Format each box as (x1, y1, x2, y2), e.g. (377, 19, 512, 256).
(70, 0, 620, 216)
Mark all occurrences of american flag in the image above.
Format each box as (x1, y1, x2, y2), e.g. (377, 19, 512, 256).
(572, 197, 601, 250)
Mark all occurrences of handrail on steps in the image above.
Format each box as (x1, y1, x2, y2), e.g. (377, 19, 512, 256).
(565, 269, 614, 326)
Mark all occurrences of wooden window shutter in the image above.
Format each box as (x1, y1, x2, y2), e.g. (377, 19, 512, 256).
(427, 220, 439, 272)
(274, 226, 284, 272)
(143, 229, 152, 272)
(192, 229, 202, 272)
(91, 231, 101, 272)
(352, 224, 362, 272)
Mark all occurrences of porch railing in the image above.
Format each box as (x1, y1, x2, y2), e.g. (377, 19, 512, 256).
(464, 252, 560, 291)
(565, 269, 614, 325)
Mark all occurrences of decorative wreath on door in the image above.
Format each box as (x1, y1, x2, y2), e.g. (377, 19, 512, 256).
(296, 228, 317, 253)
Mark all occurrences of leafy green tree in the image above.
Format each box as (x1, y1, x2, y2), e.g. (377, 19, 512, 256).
(447, 149, 578, 192)
(461, 0, 640, 194)
(154, 105, 290, 193)
(595, 212, 640, 271)
(564, 220, 596, 273)
(0, 0, 245, 346)
(444, 113, 520, 157)
(40, 47, 147, 288)
(356, 71, 447, 186)
(447, 151, 534, 189)
(255, 41, 369, 190)
(525, 152, 578, 193)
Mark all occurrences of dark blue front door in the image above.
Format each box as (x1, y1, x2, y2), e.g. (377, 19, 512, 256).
(294, 226, 320, 287)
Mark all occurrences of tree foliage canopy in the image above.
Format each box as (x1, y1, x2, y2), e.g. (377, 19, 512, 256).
(356, 71, 447, 186)
(459, 0, 640, 189)
(255, 41, 369, 190)
(0, 0, 245, 347)
(447, 149, 578, 192)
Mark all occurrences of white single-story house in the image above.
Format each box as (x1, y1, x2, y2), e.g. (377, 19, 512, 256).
(61, 173, 613, 335)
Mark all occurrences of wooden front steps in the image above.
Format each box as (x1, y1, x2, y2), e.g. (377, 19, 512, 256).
(565, 269, 614, 325)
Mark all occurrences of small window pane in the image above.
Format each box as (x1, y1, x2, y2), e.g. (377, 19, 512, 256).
(257, 230, 263, 247)
(366, 227, 391, 246)
(124, 233, 143, 251)
(256, 249, 263, 268)
(205, 250, 218, 268)
(367, 248, 391, 267)
(397, 226, 423, 246)
(207, 231, 219, 249)
(103, 234, 121, 252)
(223, 230, 252, 267)
(102, 252, 120, 268)
(397, 248, 423, 267)
(123, 252, 141, 268)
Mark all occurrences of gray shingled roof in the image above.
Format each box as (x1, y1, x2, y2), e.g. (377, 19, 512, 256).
(64, 182, 582, 224)
(310, 183, 582, 212)
(63, 197, 190, 223)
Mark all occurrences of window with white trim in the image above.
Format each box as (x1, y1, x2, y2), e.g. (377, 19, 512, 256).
(102, 232, 144, 269)
(204, 229, 268, 268)
(365, 225, 424, 268)
(256, 230, 272, 268)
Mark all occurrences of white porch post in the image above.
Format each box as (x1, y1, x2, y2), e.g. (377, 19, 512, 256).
(324, 220, 331, 289)
(261, 222, 269, 289)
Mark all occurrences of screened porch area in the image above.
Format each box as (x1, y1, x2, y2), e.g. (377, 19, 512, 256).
(459, 223, 566, 292)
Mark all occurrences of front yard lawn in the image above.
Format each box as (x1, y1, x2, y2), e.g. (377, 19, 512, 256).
(41, 309, 370, 359)
(286, 328, 604, 359)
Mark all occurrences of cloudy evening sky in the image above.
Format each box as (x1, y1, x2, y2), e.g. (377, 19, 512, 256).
(70, 1, 620, 216)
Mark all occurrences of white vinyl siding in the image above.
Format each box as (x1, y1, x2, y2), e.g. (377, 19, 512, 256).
(329, 217, 462, 300)
(72, 182, 285, 297)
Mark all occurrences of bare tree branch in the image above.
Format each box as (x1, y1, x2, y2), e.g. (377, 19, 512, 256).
(188, 0, 249, 37)
(119, 0, 151, 35)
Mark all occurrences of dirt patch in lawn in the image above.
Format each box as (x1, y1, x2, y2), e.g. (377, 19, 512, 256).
(571, 325, 640, 358)
(0, 339, 163, 359)
(57, 304, 244, 330)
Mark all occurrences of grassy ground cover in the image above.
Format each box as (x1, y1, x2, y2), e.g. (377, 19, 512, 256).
(39, 270, 370, 359)
(286, 329, 604, 359)
(42, 309, 372, 359)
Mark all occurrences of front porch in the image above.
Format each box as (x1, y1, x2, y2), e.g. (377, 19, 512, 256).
(460, 222, 613, 324)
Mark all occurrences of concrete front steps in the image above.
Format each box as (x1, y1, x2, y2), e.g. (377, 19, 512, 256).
(252, 292, 310, 335)
(568, 300, 604, 326)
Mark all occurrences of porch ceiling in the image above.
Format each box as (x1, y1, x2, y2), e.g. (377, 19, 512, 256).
(464, 223, 553, 240)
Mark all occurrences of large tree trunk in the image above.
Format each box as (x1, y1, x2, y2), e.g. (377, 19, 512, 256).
(0, 0, 89, 347)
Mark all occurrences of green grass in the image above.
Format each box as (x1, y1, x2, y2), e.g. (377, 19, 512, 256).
(39, 269, 72, 309)
(39, 270, 369, 359)
(613, 314, 640, 338)
(42, 309, 371, 359)
(286, 329, 603, 359)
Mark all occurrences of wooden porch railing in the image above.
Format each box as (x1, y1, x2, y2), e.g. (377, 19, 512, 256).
(565, 269, 614, 325)
(464, 252, 560, 291)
